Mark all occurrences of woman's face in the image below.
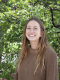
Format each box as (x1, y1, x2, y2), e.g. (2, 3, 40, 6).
(26, 20, 42, 43)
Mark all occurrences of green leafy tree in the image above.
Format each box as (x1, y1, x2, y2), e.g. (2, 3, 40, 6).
(0, 0, 60, 79)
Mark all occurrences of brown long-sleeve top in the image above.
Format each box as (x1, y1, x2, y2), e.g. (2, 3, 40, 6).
(15, 46, 59, 80)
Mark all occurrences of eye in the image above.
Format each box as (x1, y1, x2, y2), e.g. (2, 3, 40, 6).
(26, 28, 31, 29)
(34, 28, 37, 29)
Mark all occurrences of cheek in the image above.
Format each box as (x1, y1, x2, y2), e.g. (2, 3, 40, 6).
(26, 30, 28, 37)
(40, 32, 42, 37)
(26, 30, 27, 37)
(26, 29, 30, 34)
(39, 27, 42, 36)
(39, 30, 42, 37)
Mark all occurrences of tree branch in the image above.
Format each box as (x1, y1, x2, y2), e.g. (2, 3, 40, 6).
(33, 0, 60, 28)
(0, 9, 12, 23)
(50, 8, 60, 28)
(52, 8, 60, 11)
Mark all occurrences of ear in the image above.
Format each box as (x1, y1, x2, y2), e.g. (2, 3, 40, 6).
(40, 31, 44, 37)
(40, 32, 42, 37)
(40, 34, 42, 37)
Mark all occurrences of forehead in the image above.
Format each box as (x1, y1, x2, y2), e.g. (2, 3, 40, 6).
(27, 20, 40, 27)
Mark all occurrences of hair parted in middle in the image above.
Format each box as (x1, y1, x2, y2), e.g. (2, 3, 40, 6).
(17, 16, 49, 74)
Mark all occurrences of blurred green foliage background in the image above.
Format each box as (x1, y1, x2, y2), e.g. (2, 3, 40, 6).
(0, 0, 60, 79)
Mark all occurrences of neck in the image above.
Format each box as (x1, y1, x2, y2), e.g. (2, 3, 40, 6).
(30, 41, 38, 49)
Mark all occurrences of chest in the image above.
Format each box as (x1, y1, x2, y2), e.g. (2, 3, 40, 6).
(18, 54, 46, 80)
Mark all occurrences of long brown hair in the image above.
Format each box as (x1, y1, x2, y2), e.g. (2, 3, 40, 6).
(17, 17, 49, 74)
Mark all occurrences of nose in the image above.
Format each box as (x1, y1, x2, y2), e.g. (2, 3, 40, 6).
(30, 29, 34, 33)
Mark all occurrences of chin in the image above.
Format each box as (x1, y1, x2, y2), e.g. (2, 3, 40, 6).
(29, 39, 36, 42)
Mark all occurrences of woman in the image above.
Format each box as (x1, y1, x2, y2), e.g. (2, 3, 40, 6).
(15, 17, 59, 80)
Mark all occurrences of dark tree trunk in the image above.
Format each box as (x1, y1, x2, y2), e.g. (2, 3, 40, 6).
(0, 25, 3, 63)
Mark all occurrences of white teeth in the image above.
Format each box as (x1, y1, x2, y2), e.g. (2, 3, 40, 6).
(29, 35, 35, 37)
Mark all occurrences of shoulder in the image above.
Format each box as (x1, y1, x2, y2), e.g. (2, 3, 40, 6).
(44, 46, 59, 76)
(44, 46, 58, 62)
(45, 46, 57, 56)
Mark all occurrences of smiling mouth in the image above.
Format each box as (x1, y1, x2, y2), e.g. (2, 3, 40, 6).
(29, 35, 35, 37)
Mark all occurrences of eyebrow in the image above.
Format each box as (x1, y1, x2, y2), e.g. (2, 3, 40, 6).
(27, 25, 37, 27)
(27, 26, 31, 27)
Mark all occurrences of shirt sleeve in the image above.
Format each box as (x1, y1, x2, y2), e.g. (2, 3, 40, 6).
(14, 50, 21, 80)
(45, 47, 59, 80)
(14, 70, 18, 80)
